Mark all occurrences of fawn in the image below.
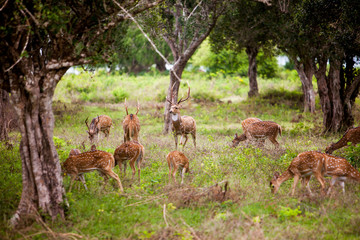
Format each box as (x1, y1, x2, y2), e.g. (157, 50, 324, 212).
(113, 140, 145, 181)
(300, 152, 360, 195)
(85, 115, 112, 143)
(270, 151, 327, 196)
(166, 150, 190, 184)
(325, 127, 360, 154)
(62, 149, 123, 192)
(232, 117, 262, 147)
(122, 99, 141, 142)
(167, 86, 196, 150)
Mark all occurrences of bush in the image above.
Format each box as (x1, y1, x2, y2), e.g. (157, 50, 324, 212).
(112, 88, 129, 103)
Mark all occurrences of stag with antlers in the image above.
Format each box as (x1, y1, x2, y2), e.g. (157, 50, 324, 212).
(167, 85, 196, 150)
(85, 115, 112, 143)
(123, 99, 141, 143)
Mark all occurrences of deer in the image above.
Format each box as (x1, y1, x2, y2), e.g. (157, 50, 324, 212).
(232, 117, 263, 147)
(167, 86, 196, 150)
(270, 151, 327, 196)
(299, 152, 360, 195)
(122, 99, 141, 143)
(234, 121, 282, 148)
(325, 126, 360, 154)
(85, 115, 112, 143)
(113, 140, 145, 182)
(62, 149, 123, 192)
(166, 150, 190, 184)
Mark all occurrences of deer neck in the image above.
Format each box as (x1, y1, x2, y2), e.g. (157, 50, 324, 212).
(171, 113, 182, 130)
(276, 170, 293, 186)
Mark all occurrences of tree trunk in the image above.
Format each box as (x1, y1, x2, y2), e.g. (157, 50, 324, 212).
(315, 56, 360, 133)
(246, 46, 259, 98)
(9, 68, 67, 227)
(163, 64, 185, 134)
(293, 58, 316, 113)
(0, 90, 10, 140)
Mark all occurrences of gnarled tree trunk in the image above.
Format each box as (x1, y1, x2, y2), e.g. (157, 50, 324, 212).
(9, 67, 67, 227)
(293, 57, 316, 113)
(246, 46, 259, 97)
(0, 90, 10, 140)
(315, 56, 360, 132)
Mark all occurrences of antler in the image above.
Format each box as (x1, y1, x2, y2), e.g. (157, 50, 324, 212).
(95, 115, 100, 128)
(85, 117, 90, 130)
(136, 100, 140, 115)
(124, 98, 129, 115)
(178, 83, 191, 104)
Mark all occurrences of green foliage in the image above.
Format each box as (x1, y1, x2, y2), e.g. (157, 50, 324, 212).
(112, 88, 129, 103)
(277, 206, 302, 222)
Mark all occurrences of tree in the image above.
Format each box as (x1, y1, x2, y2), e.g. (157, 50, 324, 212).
(141, 0, 226, 133)
(295, 0, 360, 132)
(210, 0, 277, 97)
(0, 90, 11, 140)
(0, 0, 161, 227)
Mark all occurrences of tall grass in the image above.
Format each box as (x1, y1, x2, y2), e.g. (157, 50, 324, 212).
(1, 71, 360, 239)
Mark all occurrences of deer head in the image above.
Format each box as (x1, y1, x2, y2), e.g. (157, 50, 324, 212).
(168, 85, 190, 119)
(124, 98, 140, 119)
(269, 171, 281, 194)
(231, 133, 247, 147)
(85, 116, 100, 142)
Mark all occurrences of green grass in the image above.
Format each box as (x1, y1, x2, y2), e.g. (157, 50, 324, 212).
(1, 71, 360, 239)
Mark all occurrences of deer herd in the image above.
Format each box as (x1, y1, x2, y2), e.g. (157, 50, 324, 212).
(62, 85, 360, 198)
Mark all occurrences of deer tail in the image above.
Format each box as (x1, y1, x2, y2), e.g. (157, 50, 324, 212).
(278, 125, 282, 136)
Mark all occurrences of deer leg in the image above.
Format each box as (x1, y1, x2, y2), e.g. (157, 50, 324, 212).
(107, 170, 124, 192)
(68, 175, 77, 193)
(181, 167, 186, 184)
(191, 131, 196, 149)
(129, 159, 136, 180)
(182, 135, 189, 148)
(78, 174, 88, 191)
(327, 176, 338, 196)
(172, 165, 178, 183)
(301, 176, 312, 196)
(291, 175, 300, 196)
(123, 162, 127, 178)
(137, 157, 141, 182)
(339, 181, 345, 195)
(268, 136, 279, 149)
(314, 172, 326, 195)
(174, 134, 178, 149)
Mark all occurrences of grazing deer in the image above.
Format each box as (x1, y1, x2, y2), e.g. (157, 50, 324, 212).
(113, 141, 145, 181)
(85, 115, 113, 143)
(325, 127, 360, 154)
(167, 86, 196, 150)
(232, 117, 263, 147)
(300, 152, 360, 195)
(62, 149, 123, 192)
(166, 151, 190, 184)
(246, 121, 282, 148)
(67, 149, 88, 190)
(270, 151, 327, 196)
(122, 99, 141, 143)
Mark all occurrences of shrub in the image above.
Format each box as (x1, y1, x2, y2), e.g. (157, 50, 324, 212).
(112, 88, 129, 103)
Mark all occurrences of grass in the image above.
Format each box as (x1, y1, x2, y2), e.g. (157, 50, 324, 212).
(1, 71, 360, 239)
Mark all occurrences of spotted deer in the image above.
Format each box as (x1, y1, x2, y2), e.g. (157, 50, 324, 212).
(167, 86, 196, 150)
(270, 151, 327, 196)
(166, 151, 190, 184)
(232, 117, 263, 147)
(113, 140, 145, 181)
(245, 121, 281, 148)
(123, 99, 141, 143)
(62, 149, 123, 192)
(325, 127, 360, 154)
(85, 115, 113, 143)
(299, 152, 360, 195)
(67, 149, 88, 190)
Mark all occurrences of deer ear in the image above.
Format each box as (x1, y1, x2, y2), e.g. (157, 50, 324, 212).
(235, 133, 238, 138)
(274, 171, 280, 179)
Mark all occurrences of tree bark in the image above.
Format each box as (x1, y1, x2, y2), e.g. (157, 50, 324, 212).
(246, 46, 259, 97)
(9, 68, 67, 227)
(0, 90, 10, 140)
(155, 58, 167, 72)
(315, 56, 360, 133)
(293, 58, 316, 113)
